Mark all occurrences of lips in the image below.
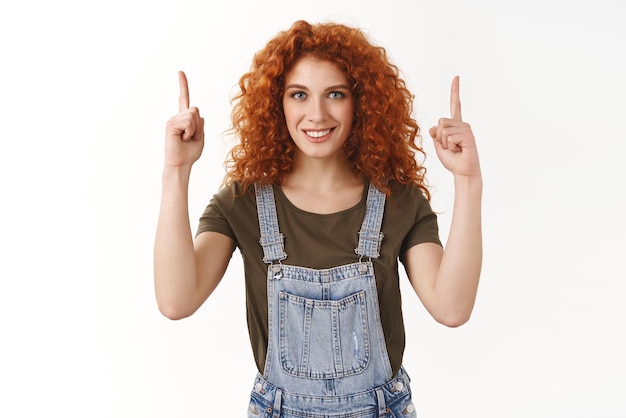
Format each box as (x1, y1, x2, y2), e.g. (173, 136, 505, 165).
(305, 129, 332, 138)
(303, 128, 335, 142)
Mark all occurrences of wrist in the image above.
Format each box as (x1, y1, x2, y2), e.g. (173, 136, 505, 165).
(453, 173, 483, 191)
(162, 164, 193, 178)
(161, 164, 193, 192)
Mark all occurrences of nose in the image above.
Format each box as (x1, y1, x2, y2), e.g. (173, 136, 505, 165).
(307, 97, 327, 122)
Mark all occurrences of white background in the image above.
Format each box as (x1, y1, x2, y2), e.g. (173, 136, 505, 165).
(1, 0, 624, 417)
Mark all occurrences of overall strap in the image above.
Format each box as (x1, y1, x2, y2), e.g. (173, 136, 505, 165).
(355, 182, 386, 259)
(255, 184, 287, 264)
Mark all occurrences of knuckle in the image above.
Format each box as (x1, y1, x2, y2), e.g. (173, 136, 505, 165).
(165, 118, 181, 132)
(178, 117, 191, 129)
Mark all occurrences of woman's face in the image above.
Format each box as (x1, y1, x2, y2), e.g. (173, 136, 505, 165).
(282, 56, 354, 162)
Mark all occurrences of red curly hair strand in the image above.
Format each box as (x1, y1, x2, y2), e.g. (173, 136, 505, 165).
(225, 20, 430, 199)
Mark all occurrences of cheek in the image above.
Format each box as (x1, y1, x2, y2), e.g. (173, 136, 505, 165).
(343, 102, 355, 124)
(282, 109, 300, 138)
(342, 107, 354, 126)
(282, 105, 297, 126)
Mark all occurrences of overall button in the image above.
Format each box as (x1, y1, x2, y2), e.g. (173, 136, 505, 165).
(393, 381, 404, 392)
(271, 265, 283, 279)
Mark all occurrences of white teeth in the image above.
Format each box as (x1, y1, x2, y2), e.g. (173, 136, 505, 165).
(306, 129, 331, 138)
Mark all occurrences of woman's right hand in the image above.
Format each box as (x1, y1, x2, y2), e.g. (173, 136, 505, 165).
(164, 71, 205, 168)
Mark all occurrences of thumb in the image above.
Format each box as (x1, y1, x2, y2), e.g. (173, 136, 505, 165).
(429, 126, 437, 139)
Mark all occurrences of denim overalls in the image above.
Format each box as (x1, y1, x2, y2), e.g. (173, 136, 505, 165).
(247, 183, 417, 418)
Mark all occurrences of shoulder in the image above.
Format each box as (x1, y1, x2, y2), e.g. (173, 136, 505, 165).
(200, 182, 258, 225)
(197, 182, 259, 241)
(383, 181, 438, 232)
(211, 182, 255, 208)
(387, 181, 430, 208)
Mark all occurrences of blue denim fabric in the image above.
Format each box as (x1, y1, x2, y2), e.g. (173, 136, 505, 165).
(250, 184, 417, 417)
(247, 367, 417, 418)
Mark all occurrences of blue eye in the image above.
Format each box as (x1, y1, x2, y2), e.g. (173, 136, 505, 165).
(329, 91, 344, 99)
(291, 91, 306, 100)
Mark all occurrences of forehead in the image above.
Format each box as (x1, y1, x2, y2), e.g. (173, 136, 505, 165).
(284, 56, 349, 86)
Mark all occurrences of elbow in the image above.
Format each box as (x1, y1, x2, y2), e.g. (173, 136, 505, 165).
(434, 310, 472, 328)
(157, 299, 194, 321)
(429, 292, 478, 328)
(160, 308, 190, 321)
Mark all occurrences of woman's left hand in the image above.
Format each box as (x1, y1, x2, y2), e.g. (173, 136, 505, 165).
(429, 76, 481, 179)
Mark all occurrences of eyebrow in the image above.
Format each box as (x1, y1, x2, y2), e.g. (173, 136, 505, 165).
(284, 84, 352, 91)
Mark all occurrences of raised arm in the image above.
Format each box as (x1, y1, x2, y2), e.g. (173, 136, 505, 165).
(154, 71, 235, 320)
(404, 76, 482, 327)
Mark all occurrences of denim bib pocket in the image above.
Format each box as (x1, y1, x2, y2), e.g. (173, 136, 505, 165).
(278, 290, 371, 379)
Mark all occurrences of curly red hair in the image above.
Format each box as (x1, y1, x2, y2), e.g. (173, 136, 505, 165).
(225, 20, 430, 198)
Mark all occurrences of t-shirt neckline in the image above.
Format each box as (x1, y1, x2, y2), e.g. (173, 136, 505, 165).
(272, 182, 369, 217)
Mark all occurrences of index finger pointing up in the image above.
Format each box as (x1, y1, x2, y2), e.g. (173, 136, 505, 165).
(450, 75, 462, 121)
(178, 70, 190, 112)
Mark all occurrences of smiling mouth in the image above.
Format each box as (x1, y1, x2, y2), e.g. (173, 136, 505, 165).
(305, 129, 333, 138)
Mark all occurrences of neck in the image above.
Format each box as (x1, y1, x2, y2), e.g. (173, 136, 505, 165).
(282, 153, 361, 190)
(279, 154, 364, 214)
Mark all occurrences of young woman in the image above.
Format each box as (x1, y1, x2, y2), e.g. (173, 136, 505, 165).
(155, 20, 482, 417)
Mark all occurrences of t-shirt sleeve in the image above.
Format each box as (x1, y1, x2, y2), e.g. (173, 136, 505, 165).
(401, 208, 441, 250)
(196, 186, 238, 244)
(399, 186, 442, 257)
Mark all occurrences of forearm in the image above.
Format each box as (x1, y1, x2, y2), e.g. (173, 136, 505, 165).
(435, 175, 483, 325)
(154, 165, 199, 316)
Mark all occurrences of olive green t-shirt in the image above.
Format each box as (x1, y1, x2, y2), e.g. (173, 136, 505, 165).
(197, 181, 441, 377)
